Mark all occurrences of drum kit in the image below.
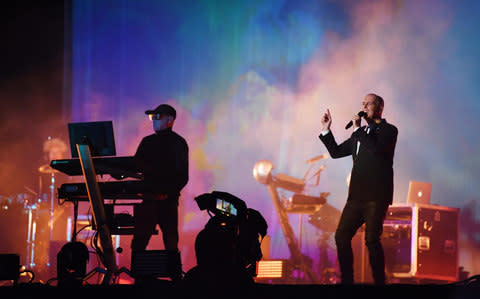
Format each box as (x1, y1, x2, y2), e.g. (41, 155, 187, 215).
(253, 154, 341, 283)
(0, 137, 70, 276)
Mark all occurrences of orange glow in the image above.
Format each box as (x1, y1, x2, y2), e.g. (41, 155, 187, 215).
(256, 260, 285, 279)
(117, 277, 134, 285)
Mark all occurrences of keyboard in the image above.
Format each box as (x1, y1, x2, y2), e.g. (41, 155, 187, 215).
(50, 156, 142, 179)
(58, 180, 146, 201)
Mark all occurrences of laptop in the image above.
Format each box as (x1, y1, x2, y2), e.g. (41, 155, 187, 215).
(406, 181, 432, 205)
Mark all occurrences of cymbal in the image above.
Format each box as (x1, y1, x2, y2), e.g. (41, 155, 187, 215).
(38, 164, 59, 174)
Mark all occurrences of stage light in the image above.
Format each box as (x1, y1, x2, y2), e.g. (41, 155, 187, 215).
(255, 259, 290, 280)
(253, 160, 274, 185)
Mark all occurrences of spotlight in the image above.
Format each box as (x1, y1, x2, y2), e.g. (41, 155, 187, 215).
(253, 160, 274, 185)
(255, 259, 291, 281)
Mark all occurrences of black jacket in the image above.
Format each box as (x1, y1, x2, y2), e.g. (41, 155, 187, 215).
(319, 119, 397, 204)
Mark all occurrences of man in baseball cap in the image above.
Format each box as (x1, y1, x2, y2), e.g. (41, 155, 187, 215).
(145, 104, 177, 120)
(132, 103, 189, 282)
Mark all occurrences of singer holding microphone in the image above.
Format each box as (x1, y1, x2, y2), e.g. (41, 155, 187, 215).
(318, 93, 397, 285)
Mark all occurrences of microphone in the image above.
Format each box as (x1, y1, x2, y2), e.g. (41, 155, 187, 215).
(306, 153, 329, 164)
(345, 111, 367, 129)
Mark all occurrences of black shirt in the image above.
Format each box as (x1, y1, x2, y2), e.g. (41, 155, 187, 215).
(134, 127, 189, 200)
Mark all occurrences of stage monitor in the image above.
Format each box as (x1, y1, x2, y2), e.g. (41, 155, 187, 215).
(68, 121, 116, 158)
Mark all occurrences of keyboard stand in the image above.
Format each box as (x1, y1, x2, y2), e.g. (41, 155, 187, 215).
(76, 143, 118, 285)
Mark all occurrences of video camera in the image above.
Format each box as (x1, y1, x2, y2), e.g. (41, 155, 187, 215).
(194, 191, 268, 277)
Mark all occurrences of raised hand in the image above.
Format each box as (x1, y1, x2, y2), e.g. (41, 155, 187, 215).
(321, 109, 332, 131)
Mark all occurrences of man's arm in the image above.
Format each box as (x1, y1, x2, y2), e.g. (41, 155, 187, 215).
(175, 139, 189, 191)
(319, 131, 353, 159)
(133, 138, 153, 175)
(133, 139, 145, 171)
(161, 137, 189, 196)
(318, 108, 353, 159)
(318, 109, 352, 159)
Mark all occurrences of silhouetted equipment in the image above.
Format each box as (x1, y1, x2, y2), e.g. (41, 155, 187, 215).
(57, 241, 89, 287)
(57, 180, 147, 201)
(131, 250, 182, 281)
(89, 204, 135, 235)
(194, 191, 268, 277)
(53, 157, 146, 237)
(253, 157, 329, 283)
(75, 143, 118, 284)
(51, 121, 128, 285)
(52, 155, 144, 237)
(51, 156, 142, 178)
(55, 179, 157, 237)
(0, 254, 20, 284)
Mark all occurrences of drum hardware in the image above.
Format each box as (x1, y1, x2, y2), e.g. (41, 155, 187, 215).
(253, 155, 330, 283)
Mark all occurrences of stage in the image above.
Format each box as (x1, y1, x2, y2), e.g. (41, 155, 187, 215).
(2, 3, 480, 298)
(1, 281, 480, 299)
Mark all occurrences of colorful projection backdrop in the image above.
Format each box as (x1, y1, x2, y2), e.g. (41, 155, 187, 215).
(71, 0, 480, 274)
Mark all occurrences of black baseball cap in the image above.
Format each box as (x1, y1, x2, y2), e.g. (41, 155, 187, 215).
(145, 104, 176, 119)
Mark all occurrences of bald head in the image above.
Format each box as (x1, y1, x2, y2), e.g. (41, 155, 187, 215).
(366, 93, 384, 117)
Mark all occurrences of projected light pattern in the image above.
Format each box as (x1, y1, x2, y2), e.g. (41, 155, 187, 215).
(71, 0, 480, 277)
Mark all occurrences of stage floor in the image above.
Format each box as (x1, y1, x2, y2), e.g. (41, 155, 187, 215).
(1, 282, 479, 299)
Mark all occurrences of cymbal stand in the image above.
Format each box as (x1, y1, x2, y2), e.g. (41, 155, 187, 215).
(25, 199, 36, 268)
(317, 231, 338, 284)
(25, 175, 43, 269)
(47, 172, 55, 267)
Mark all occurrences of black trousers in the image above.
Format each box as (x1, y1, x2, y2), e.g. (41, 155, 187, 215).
(131, 199, 179, 252)
(334, 200, 389, 285)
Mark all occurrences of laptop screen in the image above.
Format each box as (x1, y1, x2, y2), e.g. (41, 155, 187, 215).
(406, 181, 432, 205)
